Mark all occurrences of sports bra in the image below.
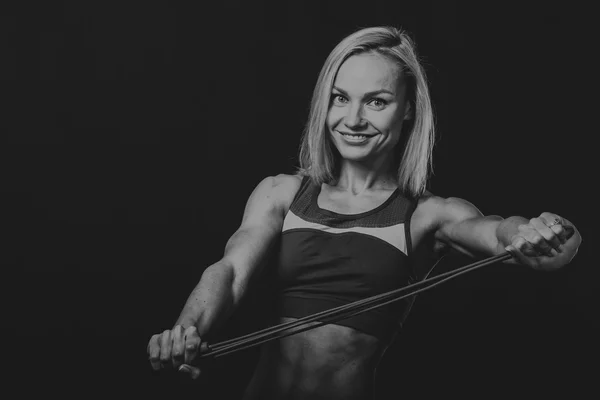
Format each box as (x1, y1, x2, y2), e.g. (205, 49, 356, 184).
(275, 175, 419, 341)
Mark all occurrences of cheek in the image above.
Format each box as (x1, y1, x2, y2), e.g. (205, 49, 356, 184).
(371, 111, 402, 134)
(327, 108, 344, 127)
(391, 117, 406, 135)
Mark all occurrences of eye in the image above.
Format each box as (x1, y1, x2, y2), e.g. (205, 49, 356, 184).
(331, 94, 347, 105)
(368, 98, 388, 108)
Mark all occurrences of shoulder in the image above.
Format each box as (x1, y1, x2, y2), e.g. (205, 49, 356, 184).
(259, 173, 304, 213)
(239, 173, 303, 225)
(271, 173, 303, 198)
(272, 173, 303, 190)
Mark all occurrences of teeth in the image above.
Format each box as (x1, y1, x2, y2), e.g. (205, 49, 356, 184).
(343, 134, 369, 139)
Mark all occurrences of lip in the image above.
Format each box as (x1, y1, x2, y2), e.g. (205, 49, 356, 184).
(337, 131, 377, 146)
(336, 131, 378, 137)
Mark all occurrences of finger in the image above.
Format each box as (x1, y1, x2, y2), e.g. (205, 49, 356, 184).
(530, 217, 561, 253)
(506, 237, 532, 265)
(513, 234, 553, 263)
(171, 325, 185, 369)
(184, 326, 201, 365)
(527, 233, 553, 256)
(516, 234, 543, 257)
(505, 244, 527, 265)
(179, 364, 202, 380)
(540, 212, 562, 227)
(159, 330, 173, 369)
(523, 224, 553, 256)
(542, 212, 577, 240)
(148, 334, 162, 371)
(549, 224, 568, 244)
(539, 213, 570, 243)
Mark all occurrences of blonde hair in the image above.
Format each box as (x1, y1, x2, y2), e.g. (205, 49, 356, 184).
(296, 26, 435, 198)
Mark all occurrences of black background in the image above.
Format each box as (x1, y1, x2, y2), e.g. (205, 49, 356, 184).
(4, 1, 597, 399)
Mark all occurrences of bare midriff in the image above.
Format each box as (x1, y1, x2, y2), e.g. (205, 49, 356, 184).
(242, 317, 387, 400)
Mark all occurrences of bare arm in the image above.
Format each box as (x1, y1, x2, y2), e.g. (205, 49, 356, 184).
(148, 174, 299, 375)
(174, 174, 299, 338)
(430, 196, 507, 259)
(431, 196, 581, 270)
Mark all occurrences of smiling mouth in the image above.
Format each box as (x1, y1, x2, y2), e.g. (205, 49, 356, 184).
(337, 131, 378, 139)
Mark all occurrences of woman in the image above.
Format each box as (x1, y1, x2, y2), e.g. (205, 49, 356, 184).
(147, 26, 581, 399)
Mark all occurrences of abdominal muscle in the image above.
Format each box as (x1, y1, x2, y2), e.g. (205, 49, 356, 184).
(241, 317, 387, 400)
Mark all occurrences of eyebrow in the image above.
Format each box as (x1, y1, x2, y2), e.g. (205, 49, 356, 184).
(332, 86, 395, 97)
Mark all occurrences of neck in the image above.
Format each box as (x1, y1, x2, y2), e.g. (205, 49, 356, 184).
(334, 156, 397, 195)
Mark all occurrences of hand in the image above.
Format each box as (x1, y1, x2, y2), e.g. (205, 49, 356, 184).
(147, 325, 203, 379)
(505, 212, 580, 271)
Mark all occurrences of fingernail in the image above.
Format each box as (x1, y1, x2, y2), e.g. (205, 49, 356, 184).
(179, 365, 190, 373)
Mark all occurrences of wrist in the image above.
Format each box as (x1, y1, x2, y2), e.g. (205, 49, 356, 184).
(497, 216, 529, 247)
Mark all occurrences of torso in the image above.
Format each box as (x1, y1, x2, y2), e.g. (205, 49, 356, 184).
(242, 174, 446, 400)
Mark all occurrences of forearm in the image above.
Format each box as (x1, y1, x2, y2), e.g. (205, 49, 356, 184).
(174, 260, 237, 339)
(438, 197, 580, 269)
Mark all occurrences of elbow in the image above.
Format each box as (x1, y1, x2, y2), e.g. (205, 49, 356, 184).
(209, 259, 247, 307)
(230, 269, 251, 307)
(202, 260, 239, 304)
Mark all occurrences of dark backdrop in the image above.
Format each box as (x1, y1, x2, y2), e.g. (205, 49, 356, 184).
(4, 1, 597, 399)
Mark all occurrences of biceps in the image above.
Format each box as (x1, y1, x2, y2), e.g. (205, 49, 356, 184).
(223, 226, 276, 268)
(222, 225, 279, 295)
(439, 216, 504, 257)
(222, 176, 281, 282)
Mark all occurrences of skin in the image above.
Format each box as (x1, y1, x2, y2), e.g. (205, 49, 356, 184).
(327, 52, 411, 195)
(147, 53, 582, 399)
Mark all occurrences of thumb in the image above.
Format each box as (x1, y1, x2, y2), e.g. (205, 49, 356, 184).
(184, 335, 202, 365)
(178, 364, 201, 380)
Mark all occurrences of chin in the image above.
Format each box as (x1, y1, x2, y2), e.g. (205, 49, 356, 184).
(336, 148, 374, 162)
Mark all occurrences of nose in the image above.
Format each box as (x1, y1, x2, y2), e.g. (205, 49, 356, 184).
(344, 104, 367, 130)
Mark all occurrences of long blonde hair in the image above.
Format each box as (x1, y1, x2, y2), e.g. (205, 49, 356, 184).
(296, 26, 435, 198)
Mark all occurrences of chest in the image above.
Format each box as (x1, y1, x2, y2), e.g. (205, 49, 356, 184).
(279, 188, 415, 292)
(316, 186, 434, 250)
(316, 187, 395, 215)
(317, 187, 435, 250)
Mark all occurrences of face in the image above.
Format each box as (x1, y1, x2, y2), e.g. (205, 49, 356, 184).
(327, 52, 411, 166)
